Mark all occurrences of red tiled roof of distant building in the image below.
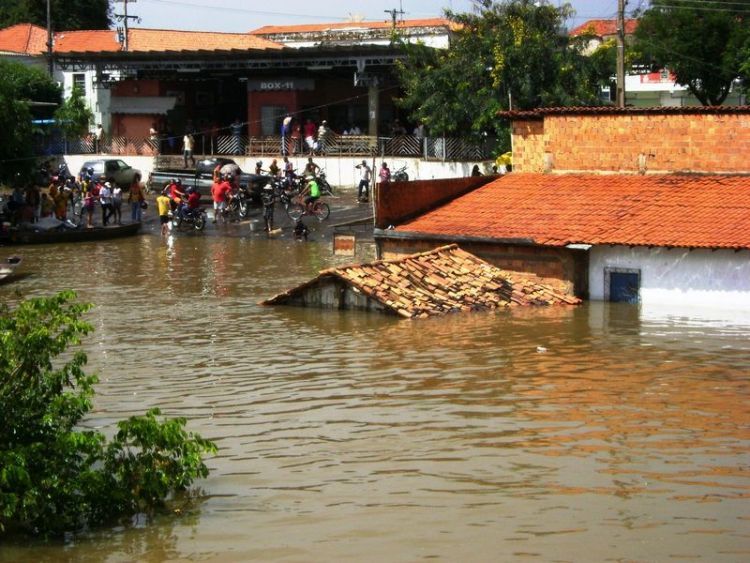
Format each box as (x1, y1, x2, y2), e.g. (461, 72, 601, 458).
(250, 17, 453, 35)
(395, 174, 750, 250)
(499, 105, 750, 120)
(52, 28, 282, 54)
(53, 30, 120, 53)
(569, 18, 638, 37)
(0, 23, 48, 55)
(126, 28, 282, 52)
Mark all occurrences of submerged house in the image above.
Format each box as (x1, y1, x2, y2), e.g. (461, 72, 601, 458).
(374, 106, 750, 311)
(262, 244, 579, 318)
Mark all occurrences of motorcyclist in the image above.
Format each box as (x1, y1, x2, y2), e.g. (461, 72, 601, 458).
(167, 178, 185, 212)
(183, 186, 201, 218)
(255, 160, 265, 175)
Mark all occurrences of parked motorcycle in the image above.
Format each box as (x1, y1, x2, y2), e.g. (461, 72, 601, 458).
(172, 205, 207, 231)
(392, 166, 409, 182)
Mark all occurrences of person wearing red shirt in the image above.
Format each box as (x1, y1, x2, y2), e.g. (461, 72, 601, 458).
(168, 178, 185, 211)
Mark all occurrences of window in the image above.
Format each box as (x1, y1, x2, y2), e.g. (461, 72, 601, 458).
(72, 73, 86, 97)
(604, 268, 641, 304)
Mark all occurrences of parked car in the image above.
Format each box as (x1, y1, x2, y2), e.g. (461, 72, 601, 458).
(148, 158, 271, 202)
(79, 159, 140, 190)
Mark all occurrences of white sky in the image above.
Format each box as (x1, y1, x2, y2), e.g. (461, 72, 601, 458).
(119, 0, 631, 33)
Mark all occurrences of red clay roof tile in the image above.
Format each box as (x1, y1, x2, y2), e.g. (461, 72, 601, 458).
(52, 28, 281, 53)
(569, 18, 638, 38)
(250, 17, 452, 35)
(396, 174, 750, 250)
(0, 23, 47, 55)
(263, 244, 579, 318)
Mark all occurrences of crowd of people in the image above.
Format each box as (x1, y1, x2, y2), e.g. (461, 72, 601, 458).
(1, 165, 147, 229)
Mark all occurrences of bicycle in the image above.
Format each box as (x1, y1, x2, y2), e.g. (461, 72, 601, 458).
(285, 192, 330, 222)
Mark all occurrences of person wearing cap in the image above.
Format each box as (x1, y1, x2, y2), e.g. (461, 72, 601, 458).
(99, 182, 114, 226)
(355, 160, 372, 203)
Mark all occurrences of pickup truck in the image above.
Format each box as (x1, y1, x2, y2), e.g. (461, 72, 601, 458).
(147, 158, 270, 202)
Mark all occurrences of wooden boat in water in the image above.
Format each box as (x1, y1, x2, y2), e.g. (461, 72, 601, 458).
(0, 255, 22, 284)
(0, 222, 141, 245)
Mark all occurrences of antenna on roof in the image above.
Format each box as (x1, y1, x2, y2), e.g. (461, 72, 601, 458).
(384, 1, 406, 28)
(114, 0, 140, 52)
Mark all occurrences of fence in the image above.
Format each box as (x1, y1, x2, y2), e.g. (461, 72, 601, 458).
(45, 134, 497, 161)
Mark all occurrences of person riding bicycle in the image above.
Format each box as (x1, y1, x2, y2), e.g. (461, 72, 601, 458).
(302, 176, 320, 212)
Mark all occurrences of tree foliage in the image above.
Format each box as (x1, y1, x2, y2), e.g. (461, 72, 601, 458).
(0, 59, 61, 184)
(394, 0, 607, 146)
(633, 0, 750, 105)
(0, 292, 217, 537)
(55, 85, 93, 138)
(0, 0, 111, 31)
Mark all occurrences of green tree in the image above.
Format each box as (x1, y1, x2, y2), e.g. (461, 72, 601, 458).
(395, 0, 604, 146)
(0, 292, 217, 537)
(54, 85, 93, 138)
(0, 59, 61, 184)
(0, 0, 111, 30)
(633, 0, 750, 106)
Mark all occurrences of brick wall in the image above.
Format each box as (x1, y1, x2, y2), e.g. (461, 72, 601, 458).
(376, 176, 492, 229)
(512, 111, 750, 174)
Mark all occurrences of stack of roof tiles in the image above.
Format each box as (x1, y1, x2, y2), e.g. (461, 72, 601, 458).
(263, 244, 579, 319)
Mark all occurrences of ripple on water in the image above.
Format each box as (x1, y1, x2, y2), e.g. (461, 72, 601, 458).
(2, 235, 749, 561)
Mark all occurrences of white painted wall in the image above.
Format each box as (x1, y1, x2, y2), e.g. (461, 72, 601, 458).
(589, 245, 750, 312)
(62, 154, 493, 189)
(60, 69, 112, 133)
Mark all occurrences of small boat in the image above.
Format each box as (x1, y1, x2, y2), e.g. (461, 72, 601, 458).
(0, 222, 141, 245)
(0, 255, 22, 284)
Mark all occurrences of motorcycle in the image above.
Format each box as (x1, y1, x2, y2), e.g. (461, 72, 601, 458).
(392, 166, 409, 182)
(224, 185, 252, 221)
(316, 170, 334, 196)
(172, 205, 207, 231)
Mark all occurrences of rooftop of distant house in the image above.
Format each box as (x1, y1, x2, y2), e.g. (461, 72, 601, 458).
(499, 105, 750, 120)
(250, 17, 454, 36)
(0, 23, 283, 55)
(393, 174, 750, 251)
(569, 18, 639, 38)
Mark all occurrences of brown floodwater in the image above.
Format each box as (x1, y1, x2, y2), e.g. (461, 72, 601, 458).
(1, 232, 749, 562)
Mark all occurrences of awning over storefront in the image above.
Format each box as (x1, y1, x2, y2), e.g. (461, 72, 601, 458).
(110, 96, 176, 114)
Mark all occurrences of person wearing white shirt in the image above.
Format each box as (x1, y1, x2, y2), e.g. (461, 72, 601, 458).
(355, 160, 372, 202)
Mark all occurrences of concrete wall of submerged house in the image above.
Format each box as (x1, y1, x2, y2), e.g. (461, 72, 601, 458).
(589, 246, 750, 311)
(377, 237, 588, 297)
(511, 112, 750, 174)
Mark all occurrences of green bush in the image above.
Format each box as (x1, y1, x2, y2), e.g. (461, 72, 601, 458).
(0, 291, 216, 537)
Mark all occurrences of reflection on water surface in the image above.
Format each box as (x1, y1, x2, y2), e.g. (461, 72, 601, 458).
(1, 234, 749, 562)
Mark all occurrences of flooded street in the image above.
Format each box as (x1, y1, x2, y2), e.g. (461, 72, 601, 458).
(1, 232, 749, 562)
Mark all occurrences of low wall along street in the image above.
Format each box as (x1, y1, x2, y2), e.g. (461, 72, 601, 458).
(62, 155, 495, 190)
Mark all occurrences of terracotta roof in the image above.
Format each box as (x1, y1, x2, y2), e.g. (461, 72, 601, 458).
(53, 29, 121, 53)
(250, 17, 452, 35)
(52, 28, 281, 54)
(394, 174, 750, 250)
(262, 244, 579, 318)
(569, 18, 638, 38)
(0, 23, 47, 55)
(499, 105, 750, 120)
(126, 28, 281, 52)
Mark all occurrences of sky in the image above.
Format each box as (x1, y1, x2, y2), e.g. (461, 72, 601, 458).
(120, 0, 635, 33)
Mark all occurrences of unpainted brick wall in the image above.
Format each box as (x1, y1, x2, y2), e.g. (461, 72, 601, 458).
(512, 113, 750, 174)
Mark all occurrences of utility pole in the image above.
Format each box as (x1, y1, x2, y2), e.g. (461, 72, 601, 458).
(616, 0, 627, 107)
(384, 2, 405, 28)
(115, 0, 139, 52)
(46, 0, 53, 76)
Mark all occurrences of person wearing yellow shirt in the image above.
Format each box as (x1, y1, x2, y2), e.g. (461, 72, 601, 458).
(156, 190, 172, 236)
